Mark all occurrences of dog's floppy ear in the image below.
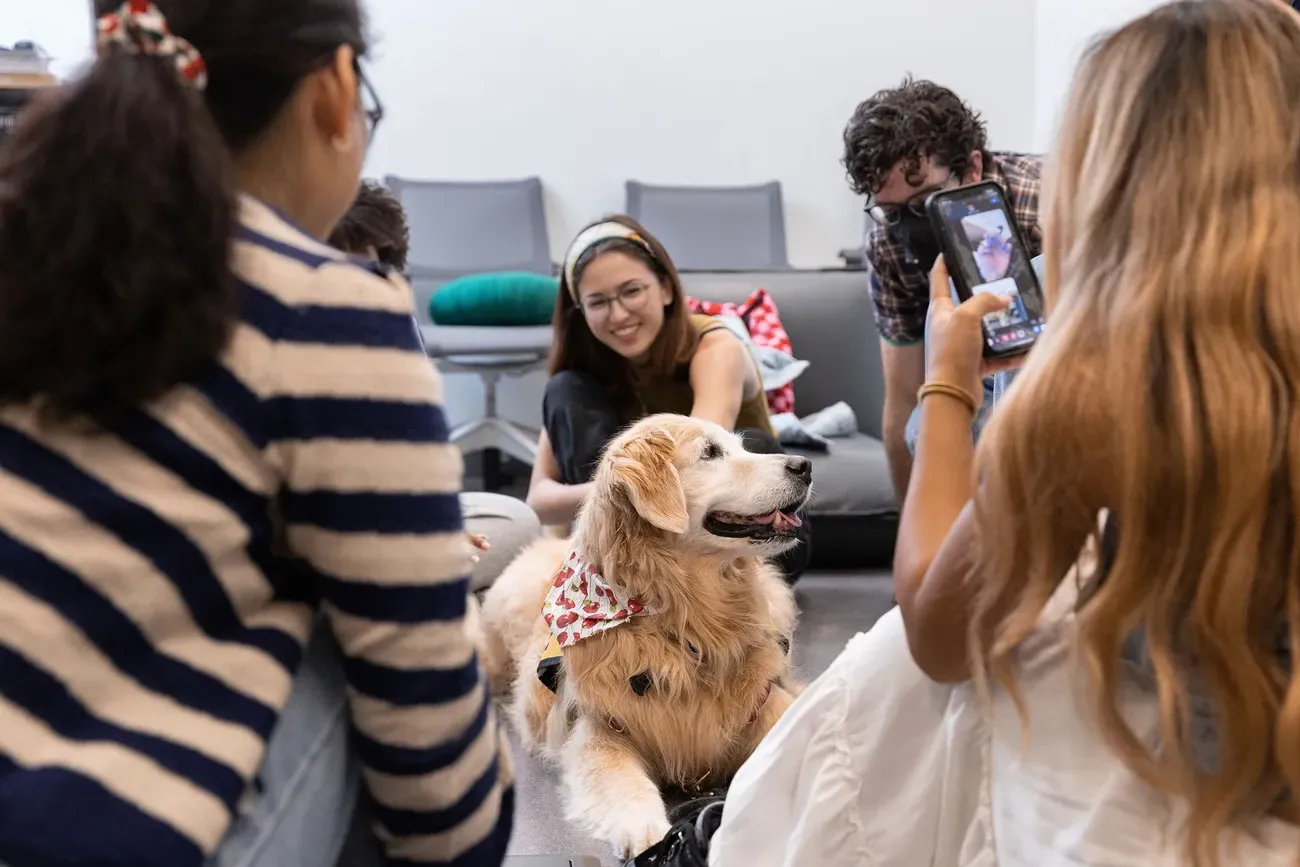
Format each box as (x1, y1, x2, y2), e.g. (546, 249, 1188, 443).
(610, 427, 689, 534)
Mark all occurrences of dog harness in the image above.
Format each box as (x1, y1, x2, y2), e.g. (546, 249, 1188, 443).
(537, 550, 655, 692)
(534, 550, 794, 744)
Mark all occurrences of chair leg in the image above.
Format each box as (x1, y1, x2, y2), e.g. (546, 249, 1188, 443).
(483, 449, 504, 492)
(480, 372, 504, 491)
(445, 367, 541, 478)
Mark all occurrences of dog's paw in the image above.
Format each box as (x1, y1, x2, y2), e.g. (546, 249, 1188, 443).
(609, 811, 672, 861)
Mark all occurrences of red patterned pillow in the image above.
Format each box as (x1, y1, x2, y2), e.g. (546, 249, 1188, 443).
(685, 288, 796, 415)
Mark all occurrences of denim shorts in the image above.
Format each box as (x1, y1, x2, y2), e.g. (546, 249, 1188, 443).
(905, 375, 1003, 456)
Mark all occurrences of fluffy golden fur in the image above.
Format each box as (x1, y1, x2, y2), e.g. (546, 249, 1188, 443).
(480, 414, 810, 858)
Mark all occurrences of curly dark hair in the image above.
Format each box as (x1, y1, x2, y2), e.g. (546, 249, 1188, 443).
(842, 76, 988, 197)
(0, 0, 367, 428)
(328, 179, 410, 271)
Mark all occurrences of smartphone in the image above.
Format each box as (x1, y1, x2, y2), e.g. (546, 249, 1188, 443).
(925, 181, 1046, 358)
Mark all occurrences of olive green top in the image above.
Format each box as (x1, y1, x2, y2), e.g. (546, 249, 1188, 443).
(630, 314, 776, 436)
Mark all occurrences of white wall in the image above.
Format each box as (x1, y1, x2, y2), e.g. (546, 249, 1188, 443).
(1032, 0, 1165, 149)
(0, 0, 91, 79)
(4, 0, 1040, 268)
(3, 0, 1183, 260)
(10, 0, 1173, 429)
(363, 0, 1037, 269)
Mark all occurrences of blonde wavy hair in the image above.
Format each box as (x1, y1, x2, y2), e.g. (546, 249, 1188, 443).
(969, 1, 1300, 864)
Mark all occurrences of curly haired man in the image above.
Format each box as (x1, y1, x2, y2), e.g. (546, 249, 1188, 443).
(842, 77, 1042, 504)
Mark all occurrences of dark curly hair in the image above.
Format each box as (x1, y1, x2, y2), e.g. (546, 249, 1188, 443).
(328, 179, 410, 271)
(842, 76, 988, 197)
(0, 0, 366, 428)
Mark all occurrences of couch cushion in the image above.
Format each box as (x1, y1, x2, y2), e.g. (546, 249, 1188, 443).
(792, 432, 896, 517)
(680, 271, 884, 438)
(428, 271, 558, 327)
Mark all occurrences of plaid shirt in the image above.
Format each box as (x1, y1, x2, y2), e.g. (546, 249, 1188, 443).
(866, 151, 1044, 346)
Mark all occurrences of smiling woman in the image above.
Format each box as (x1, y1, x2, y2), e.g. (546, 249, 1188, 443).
(525, 215, 812, 584)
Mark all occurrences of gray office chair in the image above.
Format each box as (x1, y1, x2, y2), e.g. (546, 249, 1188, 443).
(385, 175, 552, 278)
(384, 176, 555, 469)
(625, 180, 790, 270)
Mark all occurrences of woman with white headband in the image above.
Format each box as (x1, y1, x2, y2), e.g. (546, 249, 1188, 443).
(525, 215, 811, 584)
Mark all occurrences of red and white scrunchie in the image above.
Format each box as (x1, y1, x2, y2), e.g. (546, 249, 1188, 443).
(96, 0, 207, 90)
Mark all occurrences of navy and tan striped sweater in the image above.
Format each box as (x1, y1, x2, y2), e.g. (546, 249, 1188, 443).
(0, 196, 513, 866)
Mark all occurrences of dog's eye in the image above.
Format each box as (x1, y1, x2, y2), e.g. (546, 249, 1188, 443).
(701, 440, 723, 461)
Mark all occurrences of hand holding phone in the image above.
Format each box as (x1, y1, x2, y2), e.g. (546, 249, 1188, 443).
(925, 182, 1046, 359)
(924, 256, 1021, 402)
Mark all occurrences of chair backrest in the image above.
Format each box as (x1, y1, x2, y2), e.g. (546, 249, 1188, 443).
(624, 181, 790, 271)
(384, 176, 552, 278)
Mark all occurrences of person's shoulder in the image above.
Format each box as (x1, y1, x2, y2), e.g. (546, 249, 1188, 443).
(987, 151, 1044, 233)
(691, 313, 742, 352)
(232, 194, 414, 323)
(234, 193, 350, 272)
(989, 150, 1045, 183)
(865, 224, 908, 282)
(689, 312, 720, 333)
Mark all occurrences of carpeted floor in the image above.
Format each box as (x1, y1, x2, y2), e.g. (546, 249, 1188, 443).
(502, 570, 897, 865)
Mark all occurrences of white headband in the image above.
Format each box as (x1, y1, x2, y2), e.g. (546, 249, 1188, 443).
(562, 222, 655, 300)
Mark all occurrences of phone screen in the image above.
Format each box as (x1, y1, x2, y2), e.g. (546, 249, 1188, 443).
(930, 183, 1045, 355)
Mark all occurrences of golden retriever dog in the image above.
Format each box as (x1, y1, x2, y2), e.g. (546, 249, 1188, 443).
(480, 413, 812, 859)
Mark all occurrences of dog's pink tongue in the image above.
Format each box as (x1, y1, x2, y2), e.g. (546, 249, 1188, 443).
(758, 509, 804, 528)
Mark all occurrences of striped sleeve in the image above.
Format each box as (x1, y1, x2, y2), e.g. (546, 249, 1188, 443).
(260, 261, 514, 865)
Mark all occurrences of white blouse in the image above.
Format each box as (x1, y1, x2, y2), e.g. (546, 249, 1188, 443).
(709, 583, 1300, 867)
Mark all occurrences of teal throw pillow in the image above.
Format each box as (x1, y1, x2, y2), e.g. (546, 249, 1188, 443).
(428, 271, 558, 326)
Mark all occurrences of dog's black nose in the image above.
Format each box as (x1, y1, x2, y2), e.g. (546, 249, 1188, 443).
(785, 455, 812, 483)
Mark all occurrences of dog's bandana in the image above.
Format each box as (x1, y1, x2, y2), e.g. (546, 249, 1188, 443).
(543, 549, 653, 648)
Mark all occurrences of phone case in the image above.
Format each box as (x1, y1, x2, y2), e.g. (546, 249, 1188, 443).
(924, 180, 1041, 359)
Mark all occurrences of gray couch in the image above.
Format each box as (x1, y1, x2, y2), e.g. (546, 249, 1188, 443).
(678, 270, 896, 566)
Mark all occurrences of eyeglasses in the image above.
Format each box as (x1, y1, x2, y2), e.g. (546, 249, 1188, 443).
(354, 60, 383, 143)
(580, 283, 651, 321)
(864, 172, 957, 227)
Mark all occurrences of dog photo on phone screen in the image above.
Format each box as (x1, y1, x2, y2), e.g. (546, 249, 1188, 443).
(960, 210, 1028, 328)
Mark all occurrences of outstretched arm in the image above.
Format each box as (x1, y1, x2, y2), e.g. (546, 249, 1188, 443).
(689, 327, 757, 430)
(525, 429, 593, 526)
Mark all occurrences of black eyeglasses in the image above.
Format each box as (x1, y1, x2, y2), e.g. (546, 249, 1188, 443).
(864, 172, 957, 227)
(354, 60, 383, 143)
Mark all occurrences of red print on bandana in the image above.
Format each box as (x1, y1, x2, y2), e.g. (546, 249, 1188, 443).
(542, 550, 654, 648)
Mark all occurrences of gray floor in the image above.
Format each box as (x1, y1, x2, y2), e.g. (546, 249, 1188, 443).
(503, 570, 896, 866)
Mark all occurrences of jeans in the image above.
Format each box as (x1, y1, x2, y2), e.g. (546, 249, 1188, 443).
(205, 624, 358, 867)
(461, 491, 542, 591)
(542, 370, 812, 584)
(904, 373, 1013, 457)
